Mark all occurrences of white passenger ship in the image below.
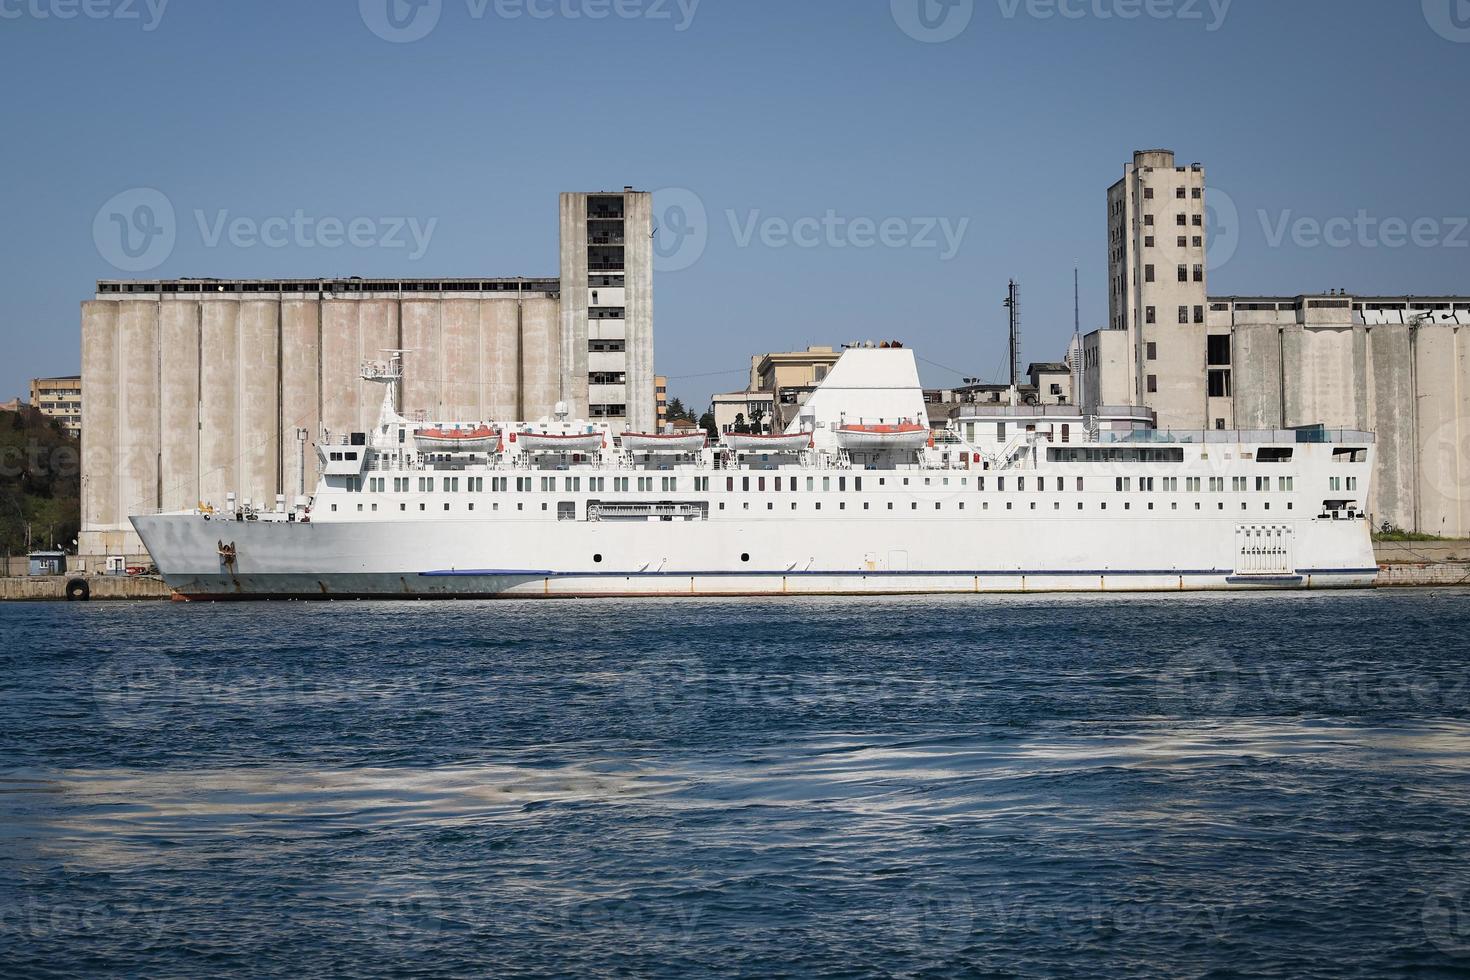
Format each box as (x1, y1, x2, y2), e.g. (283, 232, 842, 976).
(133, 347, 1379, 599)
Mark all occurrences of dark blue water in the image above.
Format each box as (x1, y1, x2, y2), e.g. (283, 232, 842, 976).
(2, 591, 1469, 978)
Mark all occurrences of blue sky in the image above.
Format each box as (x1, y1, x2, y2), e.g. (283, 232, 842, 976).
(1, 0, 1467, 407)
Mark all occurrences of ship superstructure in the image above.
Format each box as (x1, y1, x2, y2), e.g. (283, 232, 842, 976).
(133, 347, 1378, 599)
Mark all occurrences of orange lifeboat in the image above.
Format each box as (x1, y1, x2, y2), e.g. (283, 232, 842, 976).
(415, 425, 501, 454)
(834, 422, 931, 452)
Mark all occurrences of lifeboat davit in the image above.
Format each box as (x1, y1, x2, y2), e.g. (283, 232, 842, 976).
(834, 422, 932, 452)
(723, 432, 812, 453)
(415, 425, 501, 454)
(517, 431, 605, 453)
(621, 432, 708, 453)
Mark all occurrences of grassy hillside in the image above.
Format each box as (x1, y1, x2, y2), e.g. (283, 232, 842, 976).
(0, 407, 80, 556)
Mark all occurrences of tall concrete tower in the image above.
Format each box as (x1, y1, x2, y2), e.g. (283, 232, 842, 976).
(1106, 150, 1209, 429)
(559, 188, 655, 433)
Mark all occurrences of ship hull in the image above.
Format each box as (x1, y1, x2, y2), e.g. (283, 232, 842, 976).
(133, 513, 1378, 600)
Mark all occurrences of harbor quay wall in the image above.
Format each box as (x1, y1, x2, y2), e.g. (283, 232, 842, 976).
(0, 575, 171, 600)
(81, 288, 561, 559)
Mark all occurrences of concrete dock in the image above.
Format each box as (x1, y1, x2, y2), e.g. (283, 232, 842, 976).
(0, 575, 172, 601)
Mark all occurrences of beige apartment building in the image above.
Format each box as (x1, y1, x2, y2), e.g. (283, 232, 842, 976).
(30, 375, 83, 437)
(1090, 148, 1470, 534)
(1107, 149, 1210, 428)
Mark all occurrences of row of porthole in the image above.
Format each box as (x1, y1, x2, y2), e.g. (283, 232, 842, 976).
(591, 554, 751, 564)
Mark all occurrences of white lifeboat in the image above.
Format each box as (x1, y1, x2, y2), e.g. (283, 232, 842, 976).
(834, 422, 932, 452)
(517, 431, 605, 453)
(723, 432, 812, 453)
(415, 425, 501, 454)
(621, 432, 707, 453)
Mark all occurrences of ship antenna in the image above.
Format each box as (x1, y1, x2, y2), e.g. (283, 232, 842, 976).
(1003, 280, 1021, 406)
(1073, 268, 1085, 410)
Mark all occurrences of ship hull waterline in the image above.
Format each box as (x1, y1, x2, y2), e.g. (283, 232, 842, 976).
(133, 514, 1379, 600)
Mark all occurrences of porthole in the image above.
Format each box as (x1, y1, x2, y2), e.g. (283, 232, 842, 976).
(593, 554, 603, 564)
(741, 553, 750, 563)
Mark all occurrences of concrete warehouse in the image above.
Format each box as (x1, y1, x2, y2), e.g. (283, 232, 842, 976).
(80, 189, 653, 560)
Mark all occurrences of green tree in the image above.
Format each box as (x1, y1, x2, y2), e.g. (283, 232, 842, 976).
(0, 406, 80, 559)
(698, 411, 717, 439)
(733, 413, 750, 434)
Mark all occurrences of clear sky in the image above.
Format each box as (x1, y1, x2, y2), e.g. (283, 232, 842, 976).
(1, 0, 1466, 408)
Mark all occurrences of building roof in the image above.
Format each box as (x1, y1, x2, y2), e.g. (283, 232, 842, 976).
(712, 390, 775, 402)
(95, 277, 560, 297)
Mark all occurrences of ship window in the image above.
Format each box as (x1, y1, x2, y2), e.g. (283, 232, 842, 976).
(331, 504, 337, 511)
(594, 554, 603, 563)
(1006, 503, 1012, 510)
(741, 553, 750, 563)
(775, 477, 782, 491)
(815, 503, 822, 511)
(400, 504, 406, 511)
(768, 503, 774, 510)
(444, 503, 450, 511)
(935, 503, 941, 510)
(888, 503, 894, 510)
(912, 503, 918, 510)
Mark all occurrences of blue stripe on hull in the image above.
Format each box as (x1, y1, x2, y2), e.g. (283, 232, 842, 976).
(419, 567, 1377, 579)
